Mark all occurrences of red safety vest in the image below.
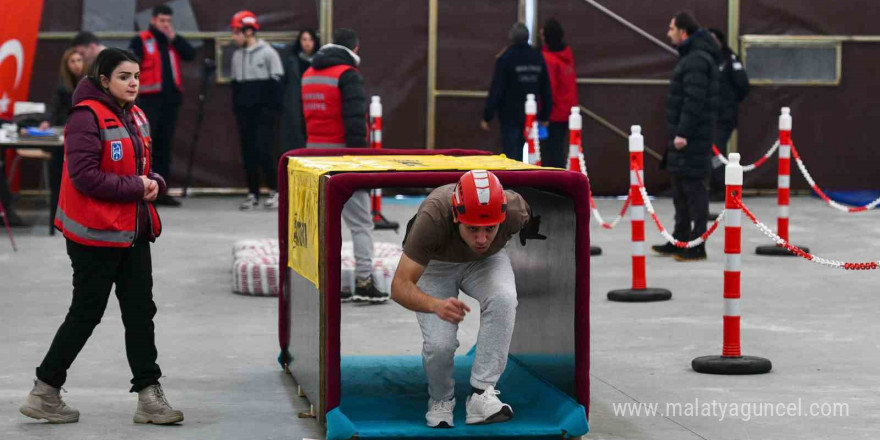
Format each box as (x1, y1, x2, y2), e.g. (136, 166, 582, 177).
(55, 100, 162, 247)
(138, 30, 182, 94)
(302, 64, 355, 148)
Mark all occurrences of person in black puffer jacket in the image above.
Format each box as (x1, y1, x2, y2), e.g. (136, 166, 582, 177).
(708, 28, 750, 200)
(654, 11, 721, 261)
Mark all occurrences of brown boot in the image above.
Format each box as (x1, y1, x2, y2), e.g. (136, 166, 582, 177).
(133, 384, 184, 425)
(19, 379, 80, 424)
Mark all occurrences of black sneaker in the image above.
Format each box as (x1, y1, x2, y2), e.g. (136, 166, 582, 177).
(674, 245, 707, 262)
(651, 242, 682, 256)
(340, 289, 353, 303)
(352, 277, 389, 303)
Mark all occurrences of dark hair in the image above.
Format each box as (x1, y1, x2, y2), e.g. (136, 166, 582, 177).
(333, 28, 359, 51)
(708, 27, 734, 58)
(509, 23, 529, 45)
(673, 11, 700, 36)
(88, 47, 139, 87)
(542, 17, 565, 51)
(295, 29, 321, 55)
(71, 31, 99, 48)
(152, 5, 173, 17)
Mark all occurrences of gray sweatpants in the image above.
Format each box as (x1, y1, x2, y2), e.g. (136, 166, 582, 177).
(342, 190, 374, 279)
(416, 251, 518, 401)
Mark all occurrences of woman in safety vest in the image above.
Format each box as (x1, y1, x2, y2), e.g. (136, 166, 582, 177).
(20, 48, 184, 426)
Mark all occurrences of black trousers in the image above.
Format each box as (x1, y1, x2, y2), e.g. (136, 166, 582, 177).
(36, 239, 162, 392)
(500, 121, 525, 162)
(671, 173, 710, 241)
(543, 122, 569, 168)
(138, 94, 181, 180)
(235, 106, 278, 196)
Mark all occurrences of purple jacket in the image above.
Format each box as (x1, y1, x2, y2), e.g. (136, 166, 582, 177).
(65, 77, 166, 240)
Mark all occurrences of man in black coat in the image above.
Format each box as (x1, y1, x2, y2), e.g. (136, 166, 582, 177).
(481, 23, 552, 162)
(129, 5, 195, 207)
(653, 11, 721, 261)
(709, 28, 750, 200)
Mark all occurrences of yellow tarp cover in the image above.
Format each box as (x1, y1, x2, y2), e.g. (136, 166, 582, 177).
(286, 155, 544, 288)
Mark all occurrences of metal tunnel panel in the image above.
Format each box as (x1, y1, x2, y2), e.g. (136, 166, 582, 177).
(288, 269, 323, 421)
(506, 187, 578, 397)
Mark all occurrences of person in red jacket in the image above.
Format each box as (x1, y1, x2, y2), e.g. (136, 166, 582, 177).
(20, 48, 183, 426)
(540, 18, 578, 169)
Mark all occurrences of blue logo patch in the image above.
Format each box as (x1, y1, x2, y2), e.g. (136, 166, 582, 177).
(111, 141, 123, 161)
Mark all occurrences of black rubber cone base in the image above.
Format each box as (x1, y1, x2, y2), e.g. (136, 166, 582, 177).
(756, 244, 809, 256)
(591, 246, 602, 256)
(692, 355, 772, 375)
(607, 287, 672, 302)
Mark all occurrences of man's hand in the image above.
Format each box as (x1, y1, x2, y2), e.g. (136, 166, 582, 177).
(519, 215, 548, 246)
(163, 23, 176, 40)
(432, 297, 471, 324)
(674, 136, 687, 150)
(480, 120, 491, 132)
(38, 121, 50, 131)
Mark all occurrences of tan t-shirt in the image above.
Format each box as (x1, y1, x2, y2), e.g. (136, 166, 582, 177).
(402, 184, 530, 266)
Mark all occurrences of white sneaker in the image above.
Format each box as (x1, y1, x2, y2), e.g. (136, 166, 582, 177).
(425, 398, 455, 428)
(465, 385, 513, 425)
(263, 192, 279, 209)
(239, 194, 259, 211)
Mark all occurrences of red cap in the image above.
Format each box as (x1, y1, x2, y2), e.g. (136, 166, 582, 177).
(230, 10, 260, 31)
(452, 170, 507, 226)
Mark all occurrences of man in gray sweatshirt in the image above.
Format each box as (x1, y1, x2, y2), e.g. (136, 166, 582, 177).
(229, 10, 284, 210)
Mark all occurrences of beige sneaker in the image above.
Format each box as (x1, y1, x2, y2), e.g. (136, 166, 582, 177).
(133, 384, 184, 425)
(19, 379, 80, 424)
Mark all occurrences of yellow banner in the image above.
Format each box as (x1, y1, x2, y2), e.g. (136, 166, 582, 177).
(287, 155, 544, 288)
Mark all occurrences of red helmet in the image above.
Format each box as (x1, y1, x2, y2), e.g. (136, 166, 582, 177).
(230, 10, 260, 31)
(452, 170, 507, 226)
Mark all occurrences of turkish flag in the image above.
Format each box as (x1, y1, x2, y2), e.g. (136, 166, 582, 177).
(0, 0, 44, 120)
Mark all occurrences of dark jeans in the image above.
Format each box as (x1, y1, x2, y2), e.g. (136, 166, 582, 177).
(500, 121, 525, 162)
(671, 173, 709, 241)
(543, 122, 568, 168)
(36, 239, 162, 392)
(138, 94, 181, 180)
(235, 106, 278, 196)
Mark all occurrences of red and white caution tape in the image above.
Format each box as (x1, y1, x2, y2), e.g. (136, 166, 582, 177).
(737, 198, 879, 270)
(577, 151, 630, 229)
(713, 141, 779, 172)
(633, 165, 725, 248)
(790, 143, 880, 213)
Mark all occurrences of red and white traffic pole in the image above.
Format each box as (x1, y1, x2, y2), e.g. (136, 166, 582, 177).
(608, 126, 670, 302)
(369, 96, 398, 231)
(693, 153, 771, 374)
(567, 106, 582, 172)
(568, 107, 602, 256)
(524, 94, 541, 165)
(756, 107, 810, 256)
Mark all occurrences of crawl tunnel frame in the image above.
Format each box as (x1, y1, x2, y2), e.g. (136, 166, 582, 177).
(277, 148, 591, 438)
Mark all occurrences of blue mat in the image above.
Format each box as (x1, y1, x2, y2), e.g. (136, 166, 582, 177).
(814, 190, 880, 208)
(327, 353, 588, 439)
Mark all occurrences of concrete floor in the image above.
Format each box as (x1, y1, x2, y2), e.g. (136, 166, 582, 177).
(1, 194, 879, 439)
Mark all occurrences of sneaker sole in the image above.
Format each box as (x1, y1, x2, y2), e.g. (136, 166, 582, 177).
(351, 295, 390, 303)
(466, 405, 513, 425)
(19, 405, 79, 424)
(426, 420, 453, 428)
(133, 411, 184, 425)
